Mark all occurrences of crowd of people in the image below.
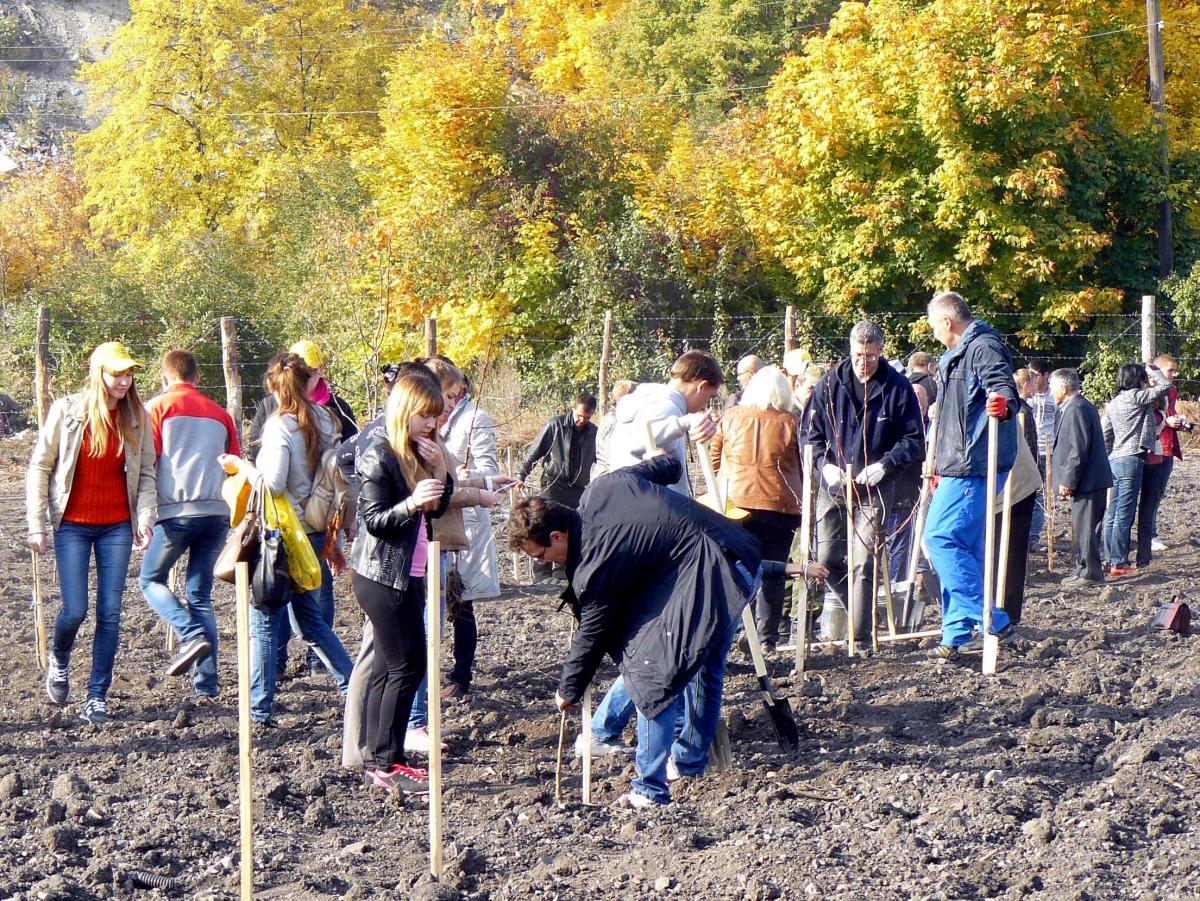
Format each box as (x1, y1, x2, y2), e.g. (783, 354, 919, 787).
(23, 291, 1189, 807)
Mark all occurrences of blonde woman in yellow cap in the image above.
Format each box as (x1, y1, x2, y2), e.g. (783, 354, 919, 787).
(26, 341, 157, 723)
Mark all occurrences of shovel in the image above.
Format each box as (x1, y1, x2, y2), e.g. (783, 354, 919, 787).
(696, 440, 800, 751)
(31, 551, 47, 669)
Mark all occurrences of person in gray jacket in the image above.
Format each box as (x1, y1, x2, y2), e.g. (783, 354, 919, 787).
(1100, 362, 1172, 574)
(248, 353, 353, 726)
(1050, 369, 1113, 587)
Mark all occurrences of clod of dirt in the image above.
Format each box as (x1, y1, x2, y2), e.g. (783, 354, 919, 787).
(44, 825, 78, 853)
(49, 773, 90, 802)
(44, 798, 66, 824)
(265, 777, 289, 801)
(1022, 817, 1054, 845)
(0, 772, 23, 799)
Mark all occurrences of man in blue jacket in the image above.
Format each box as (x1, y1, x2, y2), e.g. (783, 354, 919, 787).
(924, 292, 1021, 659)
(806, 321, 925, 647)
(509, 454, 823, 807)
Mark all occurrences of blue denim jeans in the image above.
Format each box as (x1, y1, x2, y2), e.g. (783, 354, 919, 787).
(631, 563, 760, 802)
(139, 515, 227, 696)
(924, 476, 1011, 647)
(53, 521, 134, 700)
(250, 531, 353, 722)
(1029, 457, 1047, 544)
(276, 560, 336, 673)
(1103, 455, 1143, 567)
(592, 676, 636, 743)
(671, 613, 743, 776)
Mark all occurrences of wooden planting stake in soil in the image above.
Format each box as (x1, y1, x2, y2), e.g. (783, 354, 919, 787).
(234, 562, 254, 901)
(506, 447, 523, 585)
(846, 480, 857, 657)
(982, 418, 1000, 675)
(31, 551, 47, 669)
(554, 709, 568, 806)
(165, 563, 181, 653)
(794, 444, 814, 675)
(581, 685, 593, 804)
(1045, 435, 1055, 572)
(427, 541, 444, 880)
(902, 416, 937, 632)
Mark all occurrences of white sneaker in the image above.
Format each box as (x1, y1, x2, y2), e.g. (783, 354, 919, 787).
(614, 791, 657, 809)
(1151, 539, 1168, 552)
(666, 758, 682, 782)
(403, 726, 447, 754)
(574, 733, 634, 758)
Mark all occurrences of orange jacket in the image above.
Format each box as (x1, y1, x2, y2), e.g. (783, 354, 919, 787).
(710, 405, 804, 515)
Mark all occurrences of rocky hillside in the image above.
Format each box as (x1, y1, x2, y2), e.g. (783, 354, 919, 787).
(0, 0, 128, 166)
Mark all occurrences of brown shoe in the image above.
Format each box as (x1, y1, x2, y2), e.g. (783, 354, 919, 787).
(443, 681, 468, 700)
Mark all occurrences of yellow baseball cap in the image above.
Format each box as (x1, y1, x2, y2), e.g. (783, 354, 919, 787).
(289, 340, 323, 370)
(89, 341, 141, 373)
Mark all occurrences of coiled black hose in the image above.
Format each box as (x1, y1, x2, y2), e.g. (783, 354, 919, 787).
(124, 870, 186, 891)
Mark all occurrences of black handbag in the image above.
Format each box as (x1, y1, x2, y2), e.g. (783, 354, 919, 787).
(251, 493, 292, 611)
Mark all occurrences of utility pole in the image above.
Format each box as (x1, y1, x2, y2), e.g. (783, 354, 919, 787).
(1146, 0, 1173, 278)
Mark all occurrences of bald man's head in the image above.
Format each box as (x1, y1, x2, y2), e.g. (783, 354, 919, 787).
(736, 354, 764, 389)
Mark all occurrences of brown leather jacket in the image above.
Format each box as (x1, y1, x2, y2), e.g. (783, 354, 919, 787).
(710, 405, 804, 515)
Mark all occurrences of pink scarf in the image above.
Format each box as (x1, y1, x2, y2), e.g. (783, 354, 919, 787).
(309, 378, 332, 406)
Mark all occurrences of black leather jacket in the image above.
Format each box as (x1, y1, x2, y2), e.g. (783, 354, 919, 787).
(349, 434, 453, 591)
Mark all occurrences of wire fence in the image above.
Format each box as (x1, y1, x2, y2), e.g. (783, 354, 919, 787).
(1, 304, 1197, 445)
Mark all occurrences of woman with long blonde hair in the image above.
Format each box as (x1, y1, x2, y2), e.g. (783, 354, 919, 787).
(26, 341, 157, 723)
(250, 352, 353, 726)
(349, 371, 452, 795)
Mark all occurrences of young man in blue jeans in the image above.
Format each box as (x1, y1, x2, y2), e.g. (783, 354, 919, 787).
(139, 350, 241, 698)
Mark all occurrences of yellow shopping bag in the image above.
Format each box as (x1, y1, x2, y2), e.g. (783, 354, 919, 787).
(220, 455, 322, 593)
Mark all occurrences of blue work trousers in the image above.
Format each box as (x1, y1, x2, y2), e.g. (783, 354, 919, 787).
(924, 476, 1011, 648)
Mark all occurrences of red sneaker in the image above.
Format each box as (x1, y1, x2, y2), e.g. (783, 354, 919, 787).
(1107, 566, 1134, 579)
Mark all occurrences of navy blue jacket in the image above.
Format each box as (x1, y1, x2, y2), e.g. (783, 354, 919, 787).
(805, 357, 925, 483)
(557, 455, 764, 718)
(934, 320, 1020, 477)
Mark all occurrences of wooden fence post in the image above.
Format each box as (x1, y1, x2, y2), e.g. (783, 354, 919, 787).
(35, 304, 51, 428)
(427, 542, 444, 880)
(220, 317, 243, 448)
(1142, 295, 1156, 363)
(598, 310, 613, 416)
(784, 305, 796, 355)
(425, 317, 437, 359)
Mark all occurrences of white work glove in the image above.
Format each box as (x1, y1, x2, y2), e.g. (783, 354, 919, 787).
(855, 462, 886, 487)
(821, 463, 844, 492)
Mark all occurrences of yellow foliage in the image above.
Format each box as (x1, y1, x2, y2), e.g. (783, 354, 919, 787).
(0, 163, 90, 302)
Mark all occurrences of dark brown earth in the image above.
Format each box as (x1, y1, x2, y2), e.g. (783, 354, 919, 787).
(1, 429, 1199, 900)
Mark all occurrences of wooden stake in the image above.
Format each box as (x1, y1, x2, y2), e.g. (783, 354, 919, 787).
(234, 562, 254, 901)
(35, 304, 51, 429)
(784, 305, 796, 354)
(1045, 434, 1055, 572)
(554, 710, 567, 805)
(581, 685, 593, 805)
(425, 317, 438, 360)
(902, 416, 937, 631)
(846, 481, 857, 657)
(794, 444, 814, 675)
(881, 547, 898, 638)
(427, 541, 444, 880)
(598, 310, 613, 417)
(982, 418, 1000, 674)
(506, 447, 523, 585)
(31, 551, 47, 669)
(165, 562, 181, 653)
(870, 544, 880, 654)
(220, 317, 243, 450)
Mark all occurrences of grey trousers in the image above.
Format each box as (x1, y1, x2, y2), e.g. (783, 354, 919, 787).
(815, 483, 891, 642)
(1070, 489, 1107, 581)
(341, 618, 374, 770)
